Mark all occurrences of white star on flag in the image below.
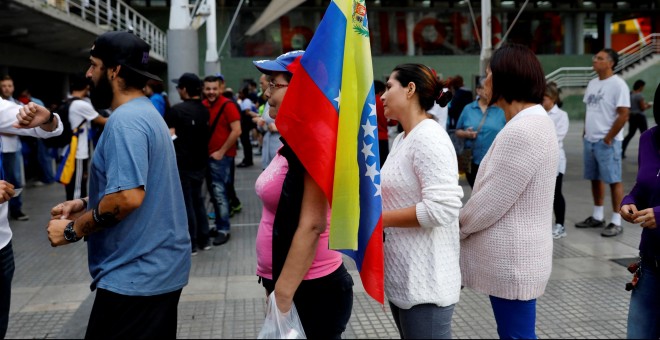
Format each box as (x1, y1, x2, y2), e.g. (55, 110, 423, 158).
(373, 183, 381, 197)
(362, 120, 377, 138)
(368, 103, 376, 117)
(365, 162, 379, 182)
(334, 89, 341, 108)
(361, 141, 375, 161)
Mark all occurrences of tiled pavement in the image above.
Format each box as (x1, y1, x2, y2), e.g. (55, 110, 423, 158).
(6, 121, 644, 338)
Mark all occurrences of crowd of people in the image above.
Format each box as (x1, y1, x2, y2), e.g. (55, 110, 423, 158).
(0, 29, 657, 339)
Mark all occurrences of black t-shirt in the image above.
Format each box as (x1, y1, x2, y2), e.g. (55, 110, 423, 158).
(165, 99, 210, 171)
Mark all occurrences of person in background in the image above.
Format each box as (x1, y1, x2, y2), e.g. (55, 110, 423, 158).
(460, 44, 558, 339)
(576, 48, 630, 237)
(0, 98, 63, 339)
(447, 75, 473, 130)
(253, 50, 354, 339)
(237, 86, 258, 168)
(167, 73, 211, 255)
(455, 80, 506, 188)
(254, 74, 282, 170)
(0, 75, 29, 221)
(17, 88, 56, 186)
(543, 81, 569, 239)
(622, 79, 653, 159)
(620, 82, 660, 340)
(144, 79, 169, 117)
(380, 63, 462, 339)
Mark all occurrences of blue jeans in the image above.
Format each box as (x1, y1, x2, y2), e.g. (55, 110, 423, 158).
(36, 140, 55, 184)
(490, 296, 537, 339)
(627, 261, 660, 339)
(206, 156, 233, 233)
(0, 242, 15, 339)
(389, 302, 455, 339)
(2, 152, 23, 215)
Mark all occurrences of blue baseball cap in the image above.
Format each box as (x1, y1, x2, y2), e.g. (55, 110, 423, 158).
(253, 50, 305, 75)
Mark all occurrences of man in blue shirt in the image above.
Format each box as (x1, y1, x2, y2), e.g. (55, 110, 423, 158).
(46, 31, 191, 338)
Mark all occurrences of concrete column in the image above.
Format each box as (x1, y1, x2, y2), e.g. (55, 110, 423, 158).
(480, 0, 492, 76)
(167, 29, 199, 105)
(563, 15, 574, 55)
(204, 0, 220, 76)
(406, 12, 415, 56)
(575, 13, 585, 55)
(603, 13, 612, 49)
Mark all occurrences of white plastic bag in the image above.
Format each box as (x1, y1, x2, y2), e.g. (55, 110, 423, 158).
(257, 292, 306, 339)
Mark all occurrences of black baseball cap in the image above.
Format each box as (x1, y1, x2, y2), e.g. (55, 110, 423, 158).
(90, 31, 162, 81)
(172, 73, 202, 93)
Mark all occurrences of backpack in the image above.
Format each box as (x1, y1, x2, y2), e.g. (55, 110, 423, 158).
(43, 97, 82, 148)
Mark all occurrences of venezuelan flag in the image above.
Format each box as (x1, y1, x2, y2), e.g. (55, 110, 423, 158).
(56, 128, 83, 185)
(276, 0, 383, 303)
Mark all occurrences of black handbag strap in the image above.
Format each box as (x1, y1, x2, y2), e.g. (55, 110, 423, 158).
(209, 101, 231, 135)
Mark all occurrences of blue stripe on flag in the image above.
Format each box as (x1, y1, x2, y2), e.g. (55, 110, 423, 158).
(340, 86, 381, 269)
(300, 1, 346, 114)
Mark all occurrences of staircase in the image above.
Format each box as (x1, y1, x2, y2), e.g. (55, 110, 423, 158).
(545, 33, 660, 89)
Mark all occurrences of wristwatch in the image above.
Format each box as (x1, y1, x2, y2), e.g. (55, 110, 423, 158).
(63, 221, 81, 243)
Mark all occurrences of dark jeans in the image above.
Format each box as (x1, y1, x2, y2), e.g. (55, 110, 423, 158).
(239, 115, 254, 164)
(2, 152, 23, 216)
(261, 264, 354, 339)
(37, 140, 55, 184)
(0, 242, 15, 339)
(206, 156, 233, 233)
(490, 296, 537, 339)
(65, 159, 89, 201)
(554, 173, 566, 225)
(228, 156, 240, 209)
(622, 113, 648, 158)
(627, 256, 660, 339)
(389, 302, 455, 339)
(85, 288, 182, 339)
(180, 169, 209, 249)
(466, 162, 480, 188)
(379, 139, 389, 167)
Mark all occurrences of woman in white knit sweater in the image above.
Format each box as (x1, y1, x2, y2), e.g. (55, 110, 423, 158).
(459, 44, 558, 339)
(380, 63, 463, 339)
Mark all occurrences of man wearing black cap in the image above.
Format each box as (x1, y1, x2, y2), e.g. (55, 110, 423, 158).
(46, 31, 191, 338)
(167, 73, 211, 254)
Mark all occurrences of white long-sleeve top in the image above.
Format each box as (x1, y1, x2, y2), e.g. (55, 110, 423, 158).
(0, 98, 63, 249)
(459, 105, 558, 301)
(381, 119, 464, 309)
(547, 104, 569, 174)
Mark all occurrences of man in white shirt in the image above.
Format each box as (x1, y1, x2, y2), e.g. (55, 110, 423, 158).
(576, 48, 630, 237)
(0, 98, 63, 338)
(64, 73, 107, 200)
(0, 75, 28, 221)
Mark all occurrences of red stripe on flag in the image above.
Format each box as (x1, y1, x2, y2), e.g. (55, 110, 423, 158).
(360, 218, 384, 303)
(277, 63, 339, 203)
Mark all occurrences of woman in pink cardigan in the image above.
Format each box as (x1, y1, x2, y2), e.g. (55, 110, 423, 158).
(459, 44, 558, 339)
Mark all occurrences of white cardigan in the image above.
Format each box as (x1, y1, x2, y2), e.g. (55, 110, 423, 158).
(381, 119, 463, 309)
(460, 105, 558, 301)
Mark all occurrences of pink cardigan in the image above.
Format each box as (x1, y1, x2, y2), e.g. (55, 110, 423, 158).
(459, 105, 558, 301)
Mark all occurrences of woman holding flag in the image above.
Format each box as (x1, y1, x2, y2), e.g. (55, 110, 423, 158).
(380, 63, 463, 339)
(252, 51, 354, 339)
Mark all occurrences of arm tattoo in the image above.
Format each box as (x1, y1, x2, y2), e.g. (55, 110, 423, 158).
(92, 204, 121, 230)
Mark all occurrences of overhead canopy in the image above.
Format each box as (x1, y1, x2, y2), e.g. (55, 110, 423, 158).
(245, 0, 306, 36)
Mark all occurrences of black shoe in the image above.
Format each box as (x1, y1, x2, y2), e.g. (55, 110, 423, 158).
(192, 247, 199, 256)
(575, 216, 605, 229)
(213, 233, 231, 246)
(601, 223, 623, 237)
(11, 211, 29, 221)
(237, 161, 253, 168)
(209, 227, 219, 238)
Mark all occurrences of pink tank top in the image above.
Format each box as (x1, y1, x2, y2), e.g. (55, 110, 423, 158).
(254, 153, 342, 280)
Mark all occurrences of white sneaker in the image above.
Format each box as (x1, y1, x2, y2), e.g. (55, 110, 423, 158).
(552, 223, 567, 239)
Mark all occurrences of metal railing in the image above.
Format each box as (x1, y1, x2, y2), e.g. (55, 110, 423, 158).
(45, 0, 167, 61)
(545, 33, 660, 88)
